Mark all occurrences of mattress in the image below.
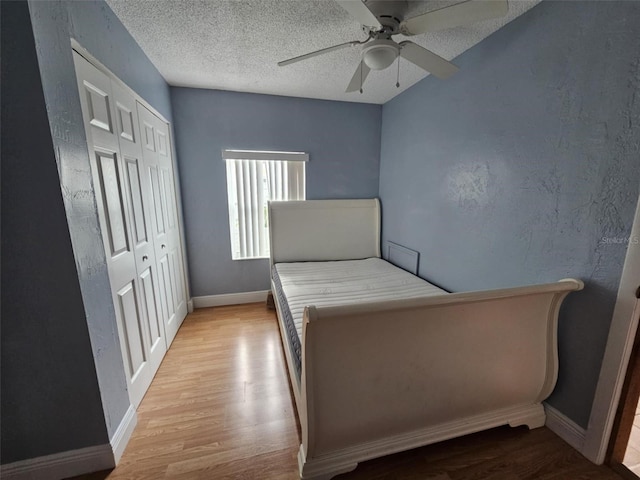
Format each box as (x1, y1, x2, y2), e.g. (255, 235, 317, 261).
(272, 257, 447, 381)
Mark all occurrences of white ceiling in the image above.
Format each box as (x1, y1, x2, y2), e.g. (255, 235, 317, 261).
(105, 0, 540, 104)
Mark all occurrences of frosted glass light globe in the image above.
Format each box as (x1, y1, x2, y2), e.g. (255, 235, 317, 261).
(362, 40, 399, 70)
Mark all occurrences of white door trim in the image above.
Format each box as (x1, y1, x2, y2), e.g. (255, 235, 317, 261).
(583, 194, 640, 463)
(71, 40, 168, 123)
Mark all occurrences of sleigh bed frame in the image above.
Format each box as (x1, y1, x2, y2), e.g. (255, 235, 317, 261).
(268, 199, 583, 480)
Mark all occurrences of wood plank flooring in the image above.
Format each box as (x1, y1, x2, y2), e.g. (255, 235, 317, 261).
(622, 399, 640, 476)
(70, 303, 623, 480)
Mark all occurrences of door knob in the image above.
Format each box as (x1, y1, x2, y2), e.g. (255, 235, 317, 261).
(142, 255, 148, 261)
(161, 244, 166, 249)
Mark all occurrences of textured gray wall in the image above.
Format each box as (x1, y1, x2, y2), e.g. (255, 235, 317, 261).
(379, 1, 640, 427)
(1, 1, 109, 463)
(2, 0, 175, 462)
(27, 0, 128, 443)
(170, 88, 381, 296)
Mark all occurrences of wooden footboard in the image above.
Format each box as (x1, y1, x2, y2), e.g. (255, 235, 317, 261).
(293, 279, 583, 480)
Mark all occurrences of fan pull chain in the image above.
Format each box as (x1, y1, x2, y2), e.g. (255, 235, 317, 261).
(396, 54, 400, 88)
(360, 61, 364, 94)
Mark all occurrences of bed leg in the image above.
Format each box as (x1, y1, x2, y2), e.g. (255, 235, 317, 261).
(507, 404, 547, 430)
(298, 445, 358, 480)
(266, 291, 275, 310)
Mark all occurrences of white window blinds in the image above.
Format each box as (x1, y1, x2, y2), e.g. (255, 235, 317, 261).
(223, 150, 307, 260)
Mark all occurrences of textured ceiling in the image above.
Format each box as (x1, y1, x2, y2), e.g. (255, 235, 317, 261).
(105, 0, 540, 104)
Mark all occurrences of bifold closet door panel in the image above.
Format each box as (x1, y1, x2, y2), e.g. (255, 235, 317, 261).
(137, 103, 188, 347)
(73, 52, 155, 408)
(111, 81, 167, 377)
(155, 120, 188, 326)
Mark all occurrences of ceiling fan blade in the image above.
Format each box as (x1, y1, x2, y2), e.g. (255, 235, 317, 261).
(346, 61, 371, 92)
(399, 41, 459, 80)
(400, 0, 509, 35)
(278, 41, 362, 66)
(335, 0, 382, 28)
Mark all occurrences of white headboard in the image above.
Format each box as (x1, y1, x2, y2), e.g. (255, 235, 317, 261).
(268, 199, 381, 264)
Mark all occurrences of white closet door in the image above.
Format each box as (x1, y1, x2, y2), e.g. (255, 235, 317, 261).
(137, 103, 188, 347)
(73, 52, 154, 407)
(110, 82, 167, 377)
(156, 119, 188, 330)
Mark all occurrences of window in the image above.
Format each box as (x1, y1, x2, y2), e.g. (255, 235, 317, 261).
(223, 149, 307, 260)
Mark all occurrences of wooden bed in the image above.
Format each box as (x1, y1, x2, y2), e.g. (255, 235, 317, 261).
(268, 199, 583, 480)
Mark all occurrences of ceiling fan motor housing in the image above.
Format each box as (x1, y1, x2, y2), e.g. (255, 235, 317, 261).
(362, 39, 400, 70)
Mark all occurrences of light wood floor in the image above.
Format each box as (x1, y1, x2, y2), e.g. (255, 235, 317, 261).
(71, 303, 623, 480)
(623, 399, 640, 476)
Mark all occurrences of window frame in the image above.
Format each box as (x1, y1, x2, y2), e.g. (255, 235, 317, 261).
(223, 149, 307, 260)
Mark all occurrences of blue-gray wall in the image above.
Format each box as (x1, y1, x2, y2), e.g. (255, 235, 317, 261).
(170, 88, 381, 296)
(1, 1, 109, 463)
(1, 0, 173, 464)
(379, 1, 640, 428)
(7, 0, 638, 466)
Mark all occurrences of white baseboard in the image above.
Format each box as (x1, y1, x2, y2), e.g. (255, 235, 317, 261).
(544, 402, 586, 452)
(1, 405, 137, 479)
(187, 298, 194, 313)
(110, 404, 137, 463)
(0, 444, 114, 480)
(192, 290, 269, 308)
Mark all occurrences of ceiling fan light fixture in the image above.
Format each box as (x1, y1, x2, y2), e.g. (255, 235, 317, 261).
(362, 40, 399, 70)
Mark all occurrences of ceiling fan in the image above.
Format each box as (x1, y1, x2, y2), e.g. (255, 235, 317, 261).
(278, 0, 509, 93)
